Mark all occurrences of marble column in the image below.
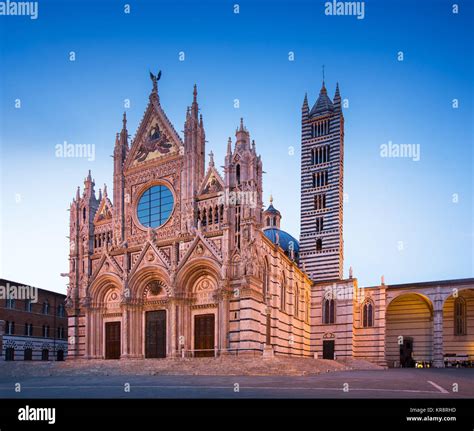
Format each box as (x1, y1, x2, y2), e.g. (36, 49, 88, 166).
(432, 288, 445, 368)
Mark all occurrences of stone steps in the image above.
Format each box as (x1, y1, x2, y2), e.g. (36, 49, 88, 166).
(0, 356, 383, 378)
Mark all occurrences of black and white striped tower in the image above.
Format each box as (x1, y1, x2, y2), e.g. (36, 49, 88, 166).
(299, 80, 344, 281)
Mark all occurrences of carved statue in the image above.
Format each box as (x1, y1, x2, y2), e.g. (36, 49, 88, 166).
(149, 70, 162, 90)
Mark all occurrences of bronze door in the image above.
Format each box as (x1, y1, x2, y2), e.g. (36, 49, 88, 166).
(146, 310, 167, 358)
(194, 314, 215, 357)
(105, 321, 121, 359)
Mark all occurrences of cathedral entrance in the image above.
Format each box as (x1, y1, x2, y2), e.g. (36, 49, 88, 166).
(145, 310, 167, 358)
(105, 321, 121, 359)
(194, 314, 215, 357)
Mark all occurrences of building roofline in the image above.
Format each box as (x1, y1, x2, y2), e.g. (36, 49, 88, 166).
(365, 277, 474, 290)
(0, 278, 66, 298)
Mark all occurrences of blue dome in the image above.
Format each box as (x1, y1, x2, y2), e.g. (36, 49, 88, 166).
(264, 228, 300, 256)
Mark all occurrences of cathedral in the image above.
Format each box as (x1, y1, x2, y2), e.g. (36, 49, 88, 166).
(66, 73, 474, 367)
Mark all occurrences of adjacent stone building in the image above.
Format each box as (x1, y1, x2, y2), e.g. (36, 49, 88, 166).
(0, 279, 68, 361)
(65, 74, 473, 366)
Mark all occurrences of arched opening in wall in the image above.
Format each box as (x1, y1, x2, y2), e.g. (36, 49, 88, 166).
(443, 289, 474, 363)
(24, 348, 33, 361)
(56, 350, 65, 361)
(175, 259, 221, 356)
(89, 275, 124, 360)
(236, 164, 241, 184)
(385, 293, 433, 368)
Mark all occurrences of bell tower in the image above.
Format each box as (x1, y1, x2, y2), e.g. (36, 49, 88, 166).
(299, 80, 344, 281)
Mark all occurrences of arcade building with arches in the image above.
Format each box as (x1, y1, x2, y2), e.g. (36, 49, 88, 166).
(65, 74, 473, 366)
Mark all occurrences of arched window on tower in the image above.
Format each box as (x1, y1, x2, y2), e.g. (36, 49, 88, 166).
(236, 164, 241, 184)
(83, 207, 86, 222)
(322, 297, 335, 324)
(362, 300, 374, 328)
(454, 297, 467, 336)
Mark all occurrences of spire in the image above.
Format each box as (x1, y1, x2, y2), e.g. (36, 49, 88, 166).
(227, 137, 232, 155)
(76, 186, 80, 201)
(122, 111, 127, 130)
(191, 84, 198, 119)
(235, 118, 250, 151)
(119, 112, 128, 149)
(302, 92, 309, 119)
(103, 183, 108, 197)
(208, 150, 214, 167)
(333, 82, 341, 111)
(302, 93, 309, 108)
(83, 169, 96, 199)
(98, 188, 102, 201)
(269, 194, 273, 205)
(320, 80, 327, 94)
(309, 80, 334, 117)
(334, 82, 340, 99)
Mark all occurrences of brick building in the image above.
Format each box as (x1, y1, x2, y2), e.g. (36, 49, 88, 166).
(0, 279, 68, 361)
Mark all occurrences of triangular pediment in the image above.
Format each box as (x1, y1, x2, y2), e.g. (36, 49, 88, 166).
(124, 94, 183, 170)
(198, 165, 224, 196)
(90, 252, 123, 283)
(94, 195, 113, 224)
(128, 240, 171, 279)
(176, 230, 223, 273)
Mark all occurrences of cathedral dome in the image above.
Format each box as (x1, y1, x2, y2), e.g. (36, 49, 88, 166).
(264, 227, 300, 260)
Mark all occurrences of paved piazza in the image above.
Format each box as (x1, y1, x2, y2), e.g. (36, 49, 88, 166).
(0, 365, 472, 399)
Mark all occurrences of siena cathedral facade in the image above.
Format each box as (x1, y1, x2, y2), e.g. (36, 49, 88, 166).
(66, 74, 474, 366)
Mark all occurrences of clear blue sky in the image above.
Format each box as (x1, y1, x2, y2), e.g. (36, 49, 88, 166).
(0, 0, 472, 293)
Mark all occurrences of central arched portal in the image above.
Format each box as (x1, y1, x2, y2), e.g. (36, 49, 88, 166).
(142, 280, 169, 358)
